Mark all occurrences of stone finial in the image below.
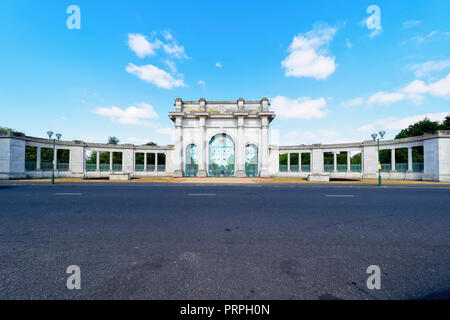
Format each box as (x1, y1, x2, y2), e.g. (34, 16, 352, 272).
(237, 98, 244, 110)
(175, 98, 183, 112)
(199, 98, 206, 110)
(261, 97, 270, 111)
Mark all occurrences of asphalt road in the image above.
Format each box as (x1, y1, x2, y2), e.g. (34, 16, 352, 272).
(0, 182, 449, 300)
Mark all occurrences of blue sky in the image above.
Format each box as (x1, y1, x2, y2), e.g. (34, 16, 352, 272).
(1, 0, 449, 145)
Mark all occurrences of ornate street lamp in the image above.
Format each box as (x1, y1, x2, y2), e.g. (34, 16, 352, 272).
(47, 131, 62, 184)
(372, 130, 386, 186)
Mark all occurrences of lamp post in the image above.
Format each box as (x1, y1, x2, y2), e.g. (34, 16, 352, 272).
(371, 130, 386, 186)
(47, 131, 62, 184)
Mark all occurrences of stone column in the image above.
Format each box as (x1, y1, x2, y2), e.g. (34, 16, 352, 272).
(260, 116, 270, 177)
(109, 151, 113, 171)
(37, 147, 41, 170)
(144, 152, 147, 171)
(333, 152, 337, 172)
(347, 151, 351, 172)
(198, 116, 207, 177)
(155, 153, 159, 173)
(96, 151, 100, 171)
(235, 116, 245, 177)
(173, 116, 183, 177)
(391, 149, 396, 172)
(408, 147, 413, 172)
(287, 153, 291, 171)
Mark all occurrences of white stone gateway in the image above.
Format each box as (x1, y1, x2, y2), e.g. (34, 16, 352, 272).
(169, 98, 275, 178)
(1, 98, 449, 181)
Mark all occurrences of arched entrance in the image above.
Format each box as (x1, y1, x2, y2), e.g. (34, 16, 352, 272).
(208, 133, 235, 177)
(245, 144, 258, 177)
(185, 144, 198, 177)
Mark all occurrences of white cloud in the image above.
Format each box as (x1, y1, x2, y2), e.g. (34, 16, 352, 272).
(128, 33, 162, 58)
(367, 91, 405, 106)
(364, 73, 450, 107)
(412, 30, 439, 43)
(345, 38, 352, 48)
(197, 80, 206, 86)
(402, 20, 422, 29)
(271, 96, 328, 120)
(410, 59, 450, 77)
(340, 97, 364, 108)
(282, 23, 337, 80)
(358, 112, 449, 132)
(369, 28, 383, 39)
(162, 59, 177, 73)
(126, 63, 185, 89)
(160, 31, 188, 59)
(92, 102, 158, 126)
(215, 62, 222, 68)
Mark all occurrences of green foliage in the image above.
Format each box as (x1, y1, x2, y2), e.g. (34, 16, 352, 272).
(395, 115, 450, 139)
(289, 153, 299, 165)
(301, 153, 310, 165)
(0, 126, 23, 134)
(279, 153, 287, 165)
(144, 141, 157, 146)
(350, 153, 361, 164)
(379, 149, 391, 164)
(108, 136, 120, 144)
(135, 153, 144, 164)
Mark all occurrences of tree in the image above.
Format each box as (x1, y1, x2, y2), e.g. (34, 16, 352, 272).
(0, 126, 22, 134)
(108, 136, 120, 144)
(395, 115, 450, 139)
(143, 141, 157, 146)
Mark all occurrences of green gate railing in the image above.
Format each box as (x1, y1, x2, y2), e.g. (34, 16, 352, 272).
(57, 163, 69, 171)
(41, 162, 53, 171)
(99, 164, 110, 172)
(86, 163, 96, 171)
(351, 164, 361, 172)
(157, 165, 166, 172)
(209, 164, 234, 177)
(324, 164, 334, 172)
(381, 164, 391, 172)
(279, 165, 288, 172)
(135, 164, 144, 172)
(245, 164, 258, 177)
(301, 165, 311, 172)
(185, 164, 198, 177)
(147, 164, 155, 172)
(337, 164, 347, 172)
(412, 162, 424, 172)
(112, 164, 122, 171)
(290, 165, 299, 172)
(396, 163, 408, 172)
(25, 161, 37, 171)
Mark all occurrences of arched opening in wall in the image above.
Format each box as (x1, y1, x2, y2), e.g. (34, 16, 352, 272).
(289, 153, 299, 172)
(350, 151, 362, 172)
(25, 146, 37, 171)
(85, 150, 96, 171)
(323, 152, 334, 172)
(186, 144, 198, 177)
(279, 153, 287, 172)
(208, 133, 235, 177)
(245, 144, 258, 177)
(57, 149, 70, 171)
(395, 148, 408, 172)
(301, 153, 311, 172)
(112, 152, 122, 171)
(157, 153, 166, 172)
(412, 146, 424, 172)
(380, 149, 392, 172)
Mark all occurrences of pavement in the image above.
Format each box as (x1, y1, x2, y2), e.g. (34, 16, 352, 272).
(0, 181, 449, 300)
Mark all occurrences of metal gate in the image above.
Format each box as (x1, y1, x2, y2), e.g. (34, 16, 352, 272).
(208, 133, 235, 177)
(245, 144, 258, 177)
(185, 144, 198, 177)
